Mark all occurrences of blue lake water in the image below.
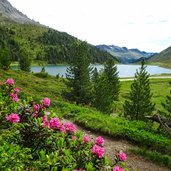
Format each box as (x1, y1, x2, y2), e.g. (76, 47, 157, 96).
(12, 64, 171, 78)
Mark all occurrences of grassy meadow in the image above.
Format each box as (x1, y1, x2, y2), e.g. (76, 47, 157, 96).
(0, 69, 171, 168)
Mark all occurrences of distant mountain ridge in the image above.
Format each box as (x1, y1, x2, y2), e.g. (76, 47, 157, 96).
(96, 44, 156, 63)
(0, 0, 38, 24)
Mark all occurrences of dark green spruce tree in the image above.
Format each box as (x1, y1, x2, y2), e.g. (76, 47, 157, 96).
(19, 50, 31, 72)
(123, 59, 155, 120)
(66, 41, 92, 105)
(0, 46, 12, 70)
(93, 58, 120, 114)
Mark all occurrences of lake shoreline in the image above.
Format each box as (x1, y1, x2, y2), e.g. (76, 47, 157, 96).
(11, 64, 171, 78)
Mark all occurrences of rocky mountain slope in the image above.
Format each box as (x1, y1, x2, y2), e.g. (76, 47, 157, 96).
(96, 44, 156, 63)
(0, 0, 38, 24)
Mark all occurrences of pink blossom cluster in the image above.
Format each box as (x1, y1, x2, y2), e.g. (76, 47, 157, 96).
(49, 117, 61, 129)
(118, 152, 127, 161)
(42, 116, 77, 134)
(95, 136, 104, 146)
(83, 135, 90, 143)
(6, 78, 14, 85)
(32, 98, 51, 117)
(59, 124, 66, 133)
(42, 115, 49, 127)
(63, 122, 76, 133)
(74, 169, 85, 171)
(33, 104, 40, 111)
(43, 97, 51, 107)
(92, 144, 105, 158)
(14, 87, 21, 93)
(10, 93, 19, 102)
(113, 166, 124, 171)
(5, 78, 21, 103)
(6, 113, 20, 123)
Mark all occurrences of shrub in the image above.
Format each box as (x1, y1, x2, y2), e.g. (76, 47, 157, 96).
(0, 78, 128, 170)
(34, 72, 49, 78)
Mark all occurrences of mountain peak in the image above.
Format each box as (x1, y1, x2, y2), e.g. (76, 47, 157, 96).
(0, 0, 38, 24)
(96, 44, 156, 63)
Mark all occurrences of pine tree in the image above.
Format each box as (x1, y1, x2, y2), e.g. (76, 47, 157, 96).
(0, 46, 12, 70)
(123, 59, 155, 120)
(93, 58, 120, 114)
(19, 50, 31, 72)
(91, 67, 99, 84)
(104, 58, 120, 101)
(66, 41, 92, 105)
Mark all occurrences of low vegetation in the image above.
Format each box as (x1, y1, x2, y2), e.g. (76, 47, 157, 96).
(0, 77, 127, 170)
(0, 69, 171, 169)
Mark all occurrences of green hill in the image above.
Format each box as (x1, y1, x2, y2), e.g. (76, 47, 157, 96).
(0, 20, 118, 65)
(148, 46, 171, 68)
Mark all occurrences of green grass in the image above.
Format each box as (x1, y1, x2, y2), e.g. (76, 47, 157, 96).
(1, 69, 171, 168)
(0, 69, 66, 103)
(1, 69, 171, 113)
(59, 102, 171, 154)
(130, 148, 171, 169)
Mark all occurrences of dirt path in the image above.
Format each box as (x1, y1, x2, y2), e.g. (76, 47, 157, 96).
(120, 76, 171, 81)
(74, 124, 170, 171)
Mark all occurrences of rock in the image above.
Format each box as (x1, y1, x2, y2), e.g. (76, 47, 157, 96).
(0, 0, 38, 24)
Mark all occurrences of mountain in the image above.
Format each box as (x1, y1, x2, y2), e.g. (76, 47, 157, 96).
(96, 44, 155, 63)
(148, 46, 171, 64)
(0, 0, 37, 24)
(0, 0, 117, 65)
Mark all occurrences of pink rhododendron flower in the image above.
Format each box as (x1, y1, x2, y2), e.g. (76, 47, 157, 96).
(74, 170, 85, 171)
(118, 152, 127, 161)
(14, 87, 21, 93)
(113, 166, 124, 171)
(64, 122, 76, 133)
(95, 136, 104, 146)
(33, 104, 40, 111)
(59, 125, 66, 133)
(42, 115, 49, 127)
(43, 97, 51, 107)
(83, 135, 90, 143)
(6, 78, 14, 85)
(92, 144, 105, 158)
(72, 135, 77, 141)
(49, 117, 61, 129)
(10, 93, 19, 102)
(6, 113, 20, 123)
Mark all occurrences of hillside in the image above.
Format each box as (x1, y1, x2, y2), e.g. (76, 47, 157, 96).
(0, 0, 37, 24)
(96, 44, 155, 63)
(0, 0, 117, 65)
(0, 69, 171, 170)
(148, 46, 171, 67)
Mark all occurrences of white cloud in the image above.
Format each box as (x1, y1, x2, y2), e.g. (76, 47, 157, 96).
(8, 0, 171, 52)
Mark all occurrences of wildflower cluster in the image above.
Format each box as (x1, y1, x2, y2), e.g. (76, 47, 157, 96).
(0, 78, 128, 170)
(6, 113, 20, 123)
(92, 136, 105, 158)
(5, 78, 21, 102)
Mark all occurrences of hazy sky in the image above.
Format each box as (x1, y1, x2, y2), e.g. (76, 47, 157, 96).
(8, 0, 171, 52)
